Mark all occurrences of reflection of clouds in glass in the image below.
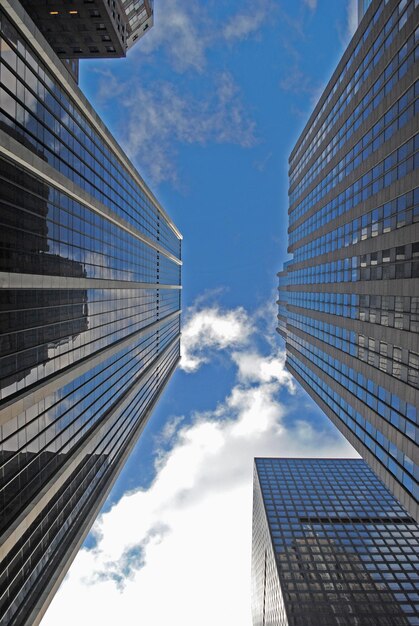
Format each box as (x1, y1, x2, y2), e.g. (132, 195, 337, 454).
(0, 279, 179, 403)
(2, 306, 179, 471)
(1, 227, 178, 401)
(82, 250, 137, 282)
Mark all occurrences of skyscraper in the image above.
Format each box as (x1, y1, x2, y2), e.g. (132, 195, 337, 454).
(0, 1, 181, 623)
(252, 457, 419, 626)
(19, 0, 153, 59)
(277, 0, 418, 520)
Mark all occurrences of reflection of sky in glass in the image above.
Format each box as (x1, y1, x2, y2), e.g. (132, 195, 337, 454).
(0, 7, 184, 624)
(0, 12, 180, 255)
(0, 285, 180, 399)
(0, 335, 180, 624)
(0, 158, 181, 399)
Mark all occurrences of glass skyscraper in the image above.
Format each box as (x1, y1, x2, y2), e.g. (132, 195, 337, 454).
(252, 457, 419, 626)
(0, 1, 181, 624)
(277, 0, 418, 520)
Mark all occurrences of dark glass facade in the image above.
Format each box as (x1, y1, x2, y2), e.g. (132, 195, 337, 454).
(277, 0, 418, 520)
(0, 2, 181, 624)
(252, 458, 419, 626)
(19, 0, 153, 59)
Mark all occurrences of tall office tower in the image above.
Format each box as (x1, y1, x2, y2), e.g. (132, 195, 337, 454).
(0, 1, 182, 624)
(19, 0, 153, 59)
(251, 457, 419, 626)
(277, 0, 418, 521)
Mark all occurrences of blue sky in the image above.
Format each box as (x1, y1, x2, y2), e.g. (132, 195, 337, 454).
(41, 1, 360, 624)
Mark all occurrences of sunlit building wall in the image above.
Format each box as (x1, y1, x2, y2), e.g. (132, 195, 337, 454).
(252, 458, 419, 626)
(277, 0, 418, 520)
(0, 1, 182, 624)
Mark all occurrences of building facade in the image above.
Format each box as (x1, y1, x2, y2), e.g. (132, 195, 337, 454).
(358, 0, 374, 23)
(277, 0, 418, 520)
(252, 457, 419, 626)
(20, 0, 153, 59)
(0, 1, 181, 624)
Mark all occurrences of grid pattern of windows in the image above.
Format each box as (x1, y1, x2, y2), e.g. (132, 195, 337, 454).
(0, 9, 179, 257)
(289, 240, 419, 285)
(290, 135, 418, 246)
(252, 458, 419, 626)
(277, 0, 418, 521)
(293, 189, 418, 264)
(289, 0, 415, 176)
(290, 74, 418, 207)
(287, 349, 417, 497)
(0, 159, 181, 401)
(252, 466, 288, 626)
(280, 290, 419, 333)
(0, 339, 179, 626)
(286, 311, 419, 390)
(0, 3, 182, 624)
(0, 159, 180, 284)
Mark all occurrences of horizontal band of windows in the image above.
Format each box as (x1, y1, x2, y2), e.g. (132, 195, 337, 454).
(0, 334, 179, 539)
(0, 309, 181, 425)
(286, 243, 419, 286)
(299, 515, 415, 525)
(0, 272, 181, 291)
(283, 299, 419, 339)
(0, 147, 181, 266)
(0, 337, 180, 568)
(286, 312, 419, 391)
(0, 349, 179, 623)
(291, 188, 418, 264)
(0, 301, 180, 396)
(0, 8, 181, 244)
(285, 277, 419, 296)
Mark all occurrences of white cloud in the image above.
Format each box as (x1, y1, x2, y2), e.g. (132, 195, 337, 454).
(133, 0, 272, 69)
(115, 72, 256, 185)
(89, 1, 267, 186)
(41, 299, 357, 626)
(180, 304, 252, 372)
(131, 0, 208, 72)
(232, 349, 295, 391)
(223, 0, 271, 42)
(303, 0, 318, 10)
(279, 66, 320, 96)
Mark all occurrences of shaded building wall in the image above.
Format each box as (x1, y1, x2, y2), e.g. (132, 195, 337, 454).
(18, 0, 153, 59)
